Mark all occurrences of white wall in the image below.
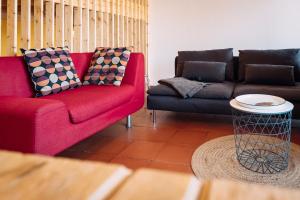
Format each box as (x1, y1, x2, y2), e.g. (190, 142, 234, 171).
(148, 0, 300, 85)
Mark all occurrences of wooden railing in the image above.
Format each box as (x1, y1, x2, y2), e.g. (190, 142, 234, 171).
(1, 0, 148, 61)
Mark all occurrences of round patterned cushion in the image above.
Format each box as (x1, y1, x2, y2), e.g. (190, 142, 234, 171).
(21, 47, 82, 97)
(83, 47, 132, 86)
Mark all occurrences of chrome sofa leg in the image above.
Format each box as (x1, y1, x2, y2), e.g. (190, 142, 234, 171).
(126, 115, 132, 128)
(152, 110, 156, 126)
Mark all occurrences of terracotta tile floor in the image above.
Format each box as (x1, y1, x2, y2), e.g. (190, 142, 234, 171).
(58, 107, 300, 174)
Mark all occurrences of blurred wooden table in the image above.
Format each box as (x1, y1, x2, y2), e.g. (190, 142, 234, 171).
(0, 151, 131, 200)
(0, 150, 299, 200)
(109, 169, 300, 200)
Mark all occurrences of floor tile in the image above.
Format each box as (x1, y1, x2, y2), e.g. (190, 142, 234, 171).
(155, 144, 195, 165)
(127, 126, 177, 142)
(90, 136, 132, 154)
(116, 141, 165, 160)
(168, 130, 208, 147)
(149, 161, 193, 174)
(205, 129, 233, 141)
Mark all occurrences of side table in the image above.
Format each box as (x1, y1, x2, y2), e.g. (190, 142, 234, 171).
(230, 98, 294, 174)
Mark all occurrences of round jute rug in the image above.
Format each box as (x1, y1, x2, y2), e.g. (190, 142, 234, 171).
(191, 135, 300, 188)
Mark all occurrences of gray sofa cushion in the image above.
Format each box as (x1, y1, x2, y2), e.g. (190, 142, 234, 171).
(147, 81, 235, 100)
(147, 95, 231, 115)
(177, 48, 234, 81)
(239, 49, 300, 81)
(245, 64, 295, 86)
(182, 61, 226, 82)
(233, 83, 300, 102)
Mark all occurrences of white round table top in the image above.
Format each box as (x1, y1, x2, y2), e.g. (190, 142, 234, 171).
(230, 99, 294, 114)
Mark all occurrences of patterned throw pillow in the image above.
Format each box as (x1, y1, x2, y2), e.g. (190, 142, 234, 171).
(21, 47, 82, 97)
(83, 47, 132, 86)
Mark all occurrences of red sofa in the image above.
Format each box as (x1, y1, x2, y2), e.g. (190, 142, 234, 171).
(0, 53, 145, 155)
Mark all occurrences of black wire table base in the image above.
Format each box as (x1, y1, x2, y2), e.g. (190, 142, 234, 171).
(232, 109, 292, 174)
(237, 149, 287, 174)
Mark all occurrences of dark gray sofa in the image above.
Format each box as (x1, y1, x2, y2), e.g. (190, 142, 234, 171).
(147, 49, 300, 119)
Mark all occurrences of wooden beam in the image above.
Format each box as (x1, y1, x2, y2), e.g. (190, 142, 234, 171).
(114, 0, 119, 47)
(20, 0, 31, 49)
(55, 0, 65, 46)
(119, 0, 125, 47)
(133, 0, 138, 52)
(140, 0, 144, 54)
(89, 0, 96, 51)
(45, 0, 55, 47)
(138, 0, 141, 52)
(129, 0, 134, 48)
(96, 0, 103, 47)
(145, 0, 148, 76)
(103, 0, 110, 47)
(124, 0, 129, 47)
(82, 0, 89, 51)
(73, 0, 83, 52)
(6, 0, 18, 55)
(65, 0, 74, 50)
(109, 0, 114, 47)
(34, 0, 43, 49)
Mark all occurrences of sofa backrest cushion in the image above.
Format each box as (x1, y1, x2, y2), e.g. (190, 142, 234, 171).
(70, 53, 94, 79)
(0, 52, 93, 97)
(245, 64, 295, 86)
(182, 61, 226, 82)
(239, 49, 300, 81)
(176, 48, 234, 81)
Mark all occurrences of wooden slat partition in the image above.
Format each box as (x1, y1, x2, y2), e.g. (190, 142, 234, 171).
(1, 0, 148, 76)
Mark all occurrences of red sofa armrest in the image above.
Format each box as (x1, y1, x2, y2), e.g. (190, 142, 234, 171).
(122, 53, 145, 87)
(0, 96, 68, 153)
(0, 96, 66, 117)
(122, 53, 145, 108)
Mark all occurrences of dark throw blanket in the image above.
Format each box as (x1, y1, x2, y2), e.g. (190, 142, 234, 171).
(158, 77, 208, 98)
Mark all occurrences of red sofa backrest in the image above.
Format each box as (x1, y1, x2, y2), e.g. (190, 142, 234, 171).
(0, 53, 94, 97)
(0, 52, 141, 97)
(0, 56, 33, 97)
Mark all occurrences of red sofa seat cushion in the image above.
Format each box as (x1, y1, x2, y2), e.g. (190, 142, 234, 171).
(41, 84, 135, 124)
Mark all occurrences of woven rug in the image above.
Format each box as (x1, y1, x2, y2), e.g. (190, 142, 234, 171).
(191, 135, 300, 188)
